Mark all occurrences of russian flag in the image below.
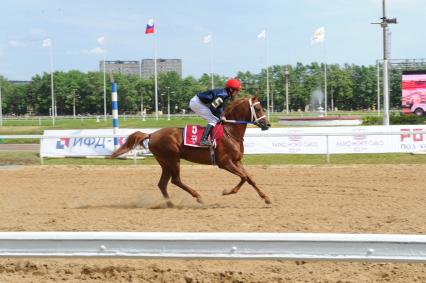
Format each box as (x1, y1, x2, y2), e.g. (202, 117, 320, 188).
(145, 18, 154, 34)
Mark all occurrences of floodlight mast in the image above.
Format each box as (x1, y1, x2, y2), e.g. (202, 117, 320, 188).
(380, 0, 397, 126)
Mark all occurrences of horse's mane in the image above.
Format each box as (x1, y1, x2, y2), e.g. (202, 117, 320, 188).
(224, 96, 252, 116)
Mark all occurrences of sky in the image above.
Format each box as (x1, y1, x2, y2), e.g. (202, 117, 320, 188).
(0, 0, 425, 81)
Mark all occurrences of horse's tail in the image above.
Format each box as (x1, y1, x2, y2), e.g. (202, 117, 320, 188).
(111, 131, 149, 158)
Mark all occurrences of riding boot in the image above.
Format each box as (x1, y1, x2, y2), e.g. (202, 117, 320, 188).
(200, 124, 214, 146)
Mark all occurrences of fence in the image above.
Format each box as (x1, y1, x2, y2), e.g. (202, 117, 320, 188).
(0, 232, 425, 262)
(2, 129, 426, 164)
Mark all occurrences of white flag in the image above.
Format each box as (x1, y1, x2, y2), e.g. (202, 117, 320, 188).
(42, 38, 52, 47)
(97, 36, 105, 45)
(203, 34, 212, 44)
(257, 30, 266, 39)
(311, 27, 325, 44)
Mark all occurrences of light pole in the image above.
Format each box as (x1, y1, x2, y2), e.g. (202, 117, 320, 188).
(102, 58, 107, 121)
(72, 89, 77, 118)
(161, 88, 172, 121)
(373, 0, 397, 125)
(284, 68, 289, 114)
(97, 36, 107, 121)
(49, 45, 55, 125)
(42, 38, 55, 126)
(140, 92, 146, 122)
(168, 91, 174, 121)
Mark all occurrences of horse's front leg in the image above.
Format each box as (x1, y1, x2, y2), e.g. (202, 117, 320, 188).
(245, 172, 271, 204)
(219, 160, 271, 204)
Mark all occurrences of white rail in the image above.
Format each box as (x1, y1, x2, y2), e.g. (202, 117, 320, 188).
(1, 130, 426, 164)
(1, 130, 426, 140)
(0, 232, 425, 262)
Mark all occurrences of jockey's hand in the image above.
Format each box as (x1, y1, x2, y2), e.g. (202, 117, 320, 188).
(220, 116, 226, 122)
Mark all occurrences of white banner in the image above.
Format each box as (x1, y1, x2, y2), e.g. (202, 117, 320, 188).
(244, 125, 426, 154)
(40, 125, 426, 157)
(40, 129, 157, 157)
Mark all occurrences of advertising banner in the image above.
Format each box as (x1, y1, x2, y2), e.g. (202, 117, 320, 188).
(40, 126, 426, 157)
(401, 71, 426, 115)
(40, 129, 156, 157)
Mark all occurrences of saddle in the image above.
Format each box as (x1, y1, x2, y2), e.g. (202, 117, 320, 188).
(183, 124, 224, 148)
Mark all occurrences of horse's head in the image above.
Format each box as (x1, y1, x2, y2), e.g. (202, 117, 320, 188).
(225, 96, 271, 131)
(249, 96, 271, 131)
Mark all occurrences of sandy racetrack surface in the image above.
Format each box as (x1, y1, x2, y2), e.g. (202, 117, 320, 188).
(0, 164, 425, 282)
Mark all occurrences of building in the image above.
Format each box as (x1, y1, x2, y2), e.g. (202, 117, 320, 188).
(141, 59, 182, 79)
(99, 59, 182, 79)
(100, 60, 140, 76)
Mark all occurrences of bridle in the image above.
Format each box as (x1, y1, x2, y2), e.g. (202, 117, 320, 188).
(222, 97, 267, 127)
(249, 98, 266, 125)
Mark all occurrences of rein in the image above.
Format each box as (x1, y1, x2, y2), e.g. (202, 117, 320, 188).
(222, 98, 265, 125)
(222, 120, 255, 125)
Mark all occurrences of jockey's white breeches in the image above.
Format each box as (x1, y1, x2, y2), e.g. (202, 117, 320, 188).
(189, 96, 219, 126)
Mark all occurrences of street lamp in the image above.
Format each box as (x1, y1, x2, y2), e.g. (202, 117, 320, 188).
(168, 92, 174, 121)
(42, 38, 55, 126)
(372, 0, 397, 126)
(284, 68, 289, 114)
(72, 89, 77, 118)
(161, 91, 172, 121)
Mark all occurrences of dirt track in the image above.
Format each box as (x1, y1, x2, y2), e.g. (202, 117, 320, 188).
(0, 164, 425, 282)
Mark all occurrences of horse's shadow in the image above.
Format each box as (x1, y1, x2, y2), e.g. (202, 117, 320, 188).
(71, 200, 227, 210)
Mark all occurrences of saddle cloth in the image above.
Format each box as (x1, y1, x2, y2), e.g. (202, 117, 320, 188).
(183, 124, 224, 148)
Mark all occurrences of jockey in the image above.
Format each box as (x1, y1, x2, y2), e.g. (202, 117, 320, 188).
(189, 78, 241, 146)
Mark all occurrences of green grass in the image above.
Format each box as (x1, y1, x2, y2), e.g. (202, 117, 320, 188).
(2, 152, 426, 166)
(0, 152, 42, 165)
(0, 117, 208, 144)
(0, 117, 206, 133)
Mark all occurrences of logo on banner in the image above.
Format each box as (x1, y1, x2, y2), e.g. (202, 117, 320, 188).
(400, 128, 424, 142)
(288, 130, 303, 142)
(352, 129, 367, 140)
(56, 138, 70, 149)
(55, 137, 125, 150)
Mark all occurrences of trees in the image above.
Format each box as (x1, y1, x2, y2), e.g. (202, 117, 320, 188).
(1, 62, 401, 115)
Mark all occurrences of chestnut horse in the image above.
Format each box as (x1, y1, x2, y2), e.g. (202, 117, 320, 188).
(111, 96, 271, 207)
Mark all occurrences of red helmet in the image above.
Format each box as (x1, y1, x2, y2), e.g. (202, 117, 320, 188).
(225, 79, 241, 91)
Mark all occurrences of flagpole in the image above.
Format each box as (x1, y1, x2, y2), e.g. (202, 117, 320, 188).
(103, 53, 107, 121)
(49, 43, 55, 126)
(154, 27, 159, 120)
(210, 39, 214, 89)
(265, 29, 270, 120)
(323, 41, 328, 115)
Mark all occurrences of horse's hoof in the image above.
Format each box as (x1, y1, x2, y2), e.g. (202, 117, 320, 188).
(264, 197, 271, 205)
(166, 201, 175, 208)
(196, 197, 204, 204)
(222, 189, 232, 195)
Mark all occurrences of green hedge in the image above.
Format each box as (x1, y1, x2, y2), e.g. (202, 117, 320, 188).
(363, 114, 426, 125)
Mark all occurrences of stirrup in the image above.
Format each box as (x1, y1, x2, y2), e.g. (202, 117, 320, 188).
(200, 139, 213, 146)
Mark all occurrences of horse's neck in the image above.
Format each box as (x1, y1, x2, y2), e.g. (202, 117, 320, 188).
(224, 123, 247, 142)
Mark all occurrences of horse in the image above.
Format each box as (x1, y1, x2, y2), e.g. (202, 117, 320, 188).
(111, 96, 271, 207)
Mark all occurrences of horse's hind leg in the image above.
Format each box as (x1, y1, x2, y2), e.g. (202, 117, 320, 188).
(169, 161, 204, 204)
(220, 161, 247, 195)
